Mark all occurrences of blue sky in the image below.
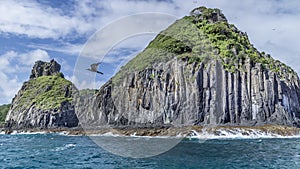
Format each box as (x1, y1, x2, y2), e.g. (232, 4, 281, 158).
(0, 0, 300, 104)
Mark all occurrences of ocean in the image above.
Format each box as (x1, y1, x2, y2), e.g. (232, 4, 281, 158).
(0, 132, 300, 168)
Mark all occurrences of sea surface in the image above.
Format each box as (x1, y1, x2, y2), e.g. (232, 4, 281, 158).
(0, 132, 300, 168)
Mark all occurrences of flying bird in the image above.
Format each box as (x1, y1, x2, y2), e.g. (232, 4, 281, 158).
(86, 62, 103, 74)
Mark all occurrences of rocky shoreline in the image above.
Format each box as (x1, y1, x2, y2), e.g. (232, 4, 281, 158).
(2, 125, 300, 138)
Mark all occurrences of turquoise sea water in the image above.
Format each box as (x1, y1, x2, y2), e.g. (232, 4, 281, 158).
(0, 133, 299, 168)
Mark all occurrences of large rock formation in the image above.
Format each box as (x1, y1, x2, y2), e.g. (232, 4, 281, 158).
(76, 7, 300, 128)
(5, 60, 78, 129)
(5, 7, 300, 130)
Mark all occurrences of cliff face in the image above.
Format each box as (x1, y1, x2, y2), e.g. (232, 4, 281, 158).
(5, 60, 78, 129)
(77, 58, 300, 127)
(77, 7, 300, 128)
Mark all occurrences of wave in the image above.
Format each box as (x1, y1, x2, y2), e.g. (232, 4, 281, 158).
(56, 131, 72, 136)
(90, 132, 121, 137)
(187, 128, 300, 140)
(53, 144, 76, 152)
(2, 126, 300, 140)
(89, 132, 175, 139)
(9, 131, 48, 135)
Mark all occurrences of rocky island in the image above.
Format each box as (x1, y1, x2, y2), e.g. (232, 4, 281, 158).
(2, 7, 300, 136)
(4, 60, 78, 130)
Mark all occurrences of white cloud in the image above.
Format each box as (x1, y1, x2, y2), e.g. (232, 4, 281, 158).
(27, 43, 83, 55)
(65, 75, 105, 90)
(0, 51, 17, 72)
(0, 49, 50, 104)
(0, 1, 78, 39)
(0, 72, 22, 104)
(0, 0, 180, 40)
(19, 49, 50, 66)
(0, 49, 50, 73)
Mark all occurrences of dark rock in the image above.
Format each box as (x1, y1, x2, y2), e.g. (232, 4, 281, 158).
(30, 59, 62, 79)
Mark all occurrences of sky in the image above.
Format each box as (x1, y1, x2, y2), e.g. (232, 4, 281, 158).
(0, 0, 300, 104)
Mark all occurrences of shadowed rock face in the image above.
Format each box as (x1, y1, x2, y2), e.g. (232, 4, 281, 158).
(5, 60, 78, 129)
(76, 7, 300, 128)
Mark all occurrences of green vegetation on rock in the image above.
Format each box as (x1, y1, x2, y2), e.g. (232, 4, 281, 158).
(192, 8, 295, 75)
(112, 16, 209, 85)
(17, 73, 73, 110)
(79, 89, 99, 96)
(112, 6, 297, 85)
(0, 104, 10, 125)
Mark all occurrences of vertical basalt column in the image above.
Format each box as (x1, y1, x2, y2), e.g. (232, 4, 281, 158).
(209, 62, 217, 124)
(273, 73, 279, 107)
(247, 61, 253, 120)
(203, 65, 210, 124)
(222, 68, 229, 123)
(257, 65, 265, 122)
(251, 67, 259, 121)
(228, 73, 235, 123)
(196, 65, 204, 123)
(235, 71, 242, 123)
(215, 60, 223, 124)
(241, 71, 251, 123)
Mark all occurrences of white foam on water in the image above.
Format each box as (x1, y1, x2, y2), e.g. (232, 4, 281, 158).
(89, 132, 121, 137)
(9, 131, 48, 135)
(187, 128, 300, 140)
(89, 132, 182, 139)
(53, 144, 76, 152)
(130, 132, 137, 137)
(10, 130, 18, 135)
(56, 131, 70, 136)
(3, 128, 300, 140)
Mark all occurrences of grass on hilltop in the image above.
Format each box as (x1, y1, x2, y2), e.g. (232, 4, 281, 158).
(111, 6, 296, 85)
(16, 73, 74, 110)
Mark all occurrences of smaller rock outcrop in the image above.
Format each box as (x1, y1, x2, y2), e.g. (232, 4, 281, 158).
(190, 7, 227, 23)
(5, 60, 78, 129)
(30, 59, 62, 79)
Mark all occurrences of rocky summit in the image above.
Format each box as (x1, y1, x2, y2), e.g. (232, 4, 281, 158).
(77, 7, 300, 128)
(5, 60, 78, 129)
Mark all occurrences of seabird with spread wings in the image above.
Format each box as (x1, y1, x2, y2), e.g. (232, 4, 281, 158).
(86, 62, 103, 74)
